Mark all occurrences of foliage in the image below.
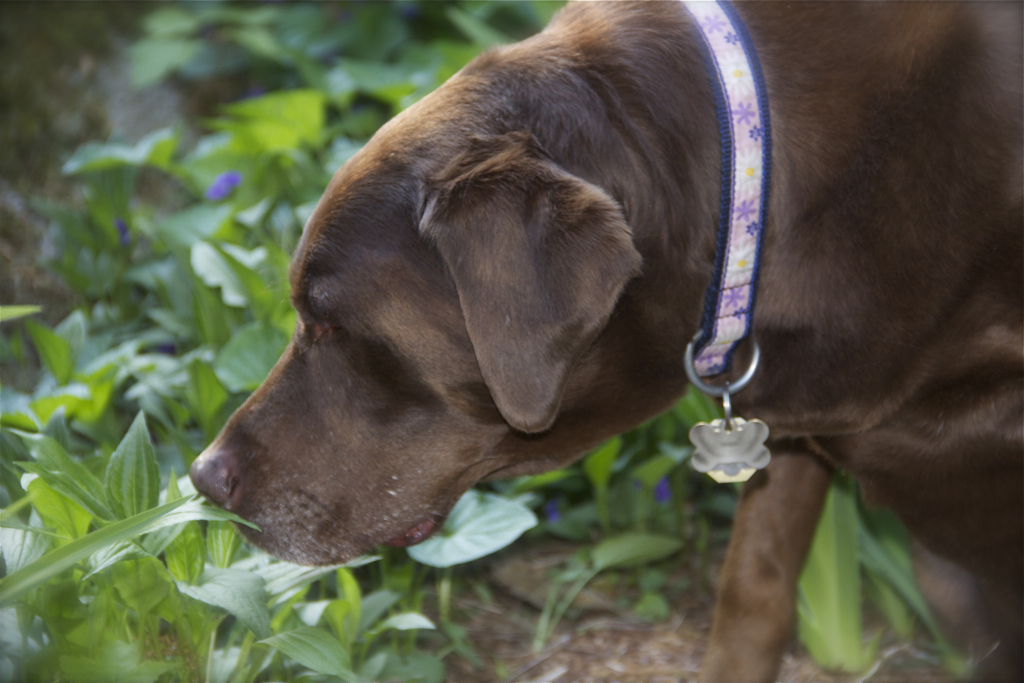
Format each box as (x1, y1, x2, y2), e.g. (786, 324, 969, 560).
(1, 1, 957, 680)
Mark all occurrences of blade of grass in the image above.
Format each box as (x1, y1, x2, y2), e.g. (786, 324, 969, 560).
(0, 495, 190, 607)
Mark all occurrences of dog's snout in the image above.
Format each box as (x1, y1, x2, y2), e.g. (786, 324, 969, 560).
(190, 447, 239, 508)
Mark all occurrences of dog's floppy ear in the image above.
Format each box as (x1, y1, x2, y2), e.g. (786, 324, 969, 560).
(420, 134, 642, 433)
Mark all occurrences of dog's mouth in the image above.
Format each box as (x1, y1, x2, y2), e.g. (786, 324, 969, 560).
(384, 516, 442, 548)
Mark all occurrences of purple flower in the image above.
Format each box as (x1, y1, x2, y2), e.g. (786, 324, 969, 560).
(748, 125, 762, 141)
(745, 220, 760, 237)
(732, 102, 755, 126)
(724, 32, 739, 45)
(399, 4, 420, 20)
(240, 86, 267, 100)
(654, 477, 672, 504)
(723, 287, 747, 310)
(155, 343, 176, 355)
(701, 15, 726, 33)
(544, 498, 561, 523)
(114, 217, 130, 246)
(734, 199, 756, 223)
(205, 171, 242, 201)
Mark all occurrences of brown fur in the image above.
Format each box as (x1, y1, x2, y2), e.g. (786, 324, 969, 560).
(191, 3, 1023, 679)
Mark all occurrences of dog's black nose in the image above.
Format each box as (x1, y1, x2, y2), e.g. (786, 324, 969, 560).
(190, 447, 239, 508)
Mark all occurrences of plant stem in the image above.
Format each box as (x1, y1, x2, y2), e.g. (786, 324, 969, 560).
(437, 567, 452, 624)
(206, 629, 215, 683)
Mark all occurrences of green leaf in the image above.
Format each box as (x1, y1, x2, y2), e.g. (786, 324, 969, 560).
(207, 519, 242, 569)
(130, 37, 202, 87)
(631, 454, 677, 490)
(104, 412, 160, 519)
(797, 475, 876, 673)
(0, 495, 190, 608)
(186, 360, 228, 435)
(407, 491, 537, 567)
(213, 321, 288, 392)
(59, 640, 175, 683)
(153, 204, 234, 251)
(191, 241, 249, 307)
(217, 89, 326, 151)
(357, 589, 401, 634)
(25, 319, 74, 385)
(444, 6, 511, 46)
(259, 626, 357, 680)
(165, 521, 205, 584)
(591, 533, 683, 571)
(0, 526, 51, 574)
(0, 305, 42, 323)
(26, 477, 92, 540)
(372, 612, 435, 633)
(178, 568, 271, 639)
(14, 431, 114, 520)
(112, 556, 172, 622)
(583, 437, 621, 493)
(62, 128, 179, 174)
(85, 540, 151, 580)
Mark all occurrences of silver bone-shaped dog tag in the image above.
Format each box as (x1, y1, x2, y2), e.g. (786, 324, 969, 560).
(689, 417, 771, 483)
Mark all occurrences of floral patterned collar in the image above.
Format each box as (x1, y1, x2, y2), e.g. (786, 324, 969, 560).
(681, 1, 772, 382)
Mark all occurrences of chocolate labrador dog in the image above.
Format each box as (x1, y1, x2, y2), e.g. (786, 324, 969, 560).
(191, 2, 1023, 680)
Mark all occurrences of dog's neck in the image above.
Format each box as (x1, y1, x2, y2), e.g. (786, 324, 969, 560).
(535, 2, 1022, 436)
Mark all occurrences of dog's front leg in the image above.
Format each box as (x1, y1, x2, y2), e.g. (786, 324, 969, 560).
(699, 439, 832, 683)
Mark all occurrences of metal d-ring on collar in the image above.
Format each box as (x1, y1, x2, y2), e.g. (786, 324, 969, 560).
(684, 331, 760, 398)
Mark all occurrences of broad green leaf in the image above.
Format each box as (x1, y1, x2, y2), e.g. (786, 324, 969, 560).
(583, 437, 621, 492)
(0, 305, 41, 323)
(0, 526, 51, 574)
(165, 520, 205, 584)
(444, 6, 511, 46)
(207, 519, 242, 569)
(407, 490, 538, 567)
(143, 6, 200, 36)
(113, 556, 173, 623)
(213, 321, 288, 392)
(191, 241, 249, 307)
(591, 533, 683, 571)
(0, 390, 38, 430)
(59, 640, 175, 683)
(797, 475, 876, 672)
(26, 477, 91, 540)
(631, 454, 677, 490)
(372, 612, 435, 633)
(14, 431, 113, 520)
(62, 128, 179, 174)
(25, 320, 74, 385)
(186, 359, 228, 433)
(357, 589, 401, 634)
(130, 37, 202, 87)
(0, 495, 190, 608)
(153, 204, 234, 250)
(675, 386, 721, 428)
(259, 626, 357, 680)
(104, 412, 160, 520)
(178, 568, 271, 639)
(295, 599, 333, 627)
(220, 89, 326, 150)
(29, 382, 91, 424)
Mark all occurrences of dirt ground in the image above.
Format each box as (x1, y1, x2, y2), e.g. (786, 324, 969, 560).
(440, 540, 955, 683)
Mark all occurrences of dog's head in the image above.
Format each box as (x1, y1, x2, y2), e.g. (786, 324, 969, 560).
(187, 76, 659, 563)
(188, 6, 721, 564)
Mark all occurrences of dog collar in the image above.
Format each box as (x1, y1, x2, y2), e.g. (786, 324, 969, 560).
(681, 0, 771, 382)
(680, 1, 773, 483)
